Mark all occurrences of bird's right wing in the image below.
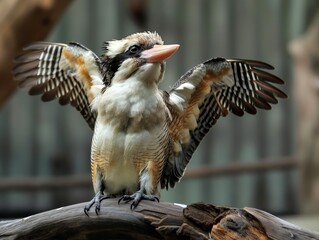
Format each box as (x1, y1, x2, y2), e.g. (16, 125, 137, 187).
(161, 58, 287, 189)
(13, 42, 107, 130)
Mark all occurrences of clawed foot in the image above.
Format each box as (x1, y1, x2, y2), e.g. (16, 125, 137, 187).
(84, 191, 110, 216)
(118, 191, 159, 209)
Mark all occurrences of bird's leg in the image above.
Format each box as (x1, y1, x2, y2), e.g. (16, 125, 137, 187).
(84, 167, 113, 216)
(84, 190, 111, 216)
(118, 188, 159, 210)
(118, 166, 159, 209)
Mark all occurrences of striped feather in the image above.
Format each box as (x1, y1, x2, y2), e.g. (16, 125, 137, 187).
(13, 42, 105, 130)
(162, 58, 287, 189)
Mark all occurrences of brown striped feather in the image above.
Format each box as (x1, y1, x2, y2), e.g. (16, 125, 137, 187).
(13, 42, 102, 130)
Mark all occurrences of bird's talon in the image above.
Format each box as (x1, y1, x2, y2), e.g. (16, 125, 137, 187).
(118, 192, 159, 209)
(118, 195, 132, 204)
(130, 203, 135, 210)
(84, 191, 110, 216)
(95, 205, 100, 215)
(84, 209, 89, 217)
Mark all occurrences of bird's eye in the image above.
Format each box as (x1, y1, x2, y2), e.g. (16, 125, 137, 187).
(128, 45, 140, 55)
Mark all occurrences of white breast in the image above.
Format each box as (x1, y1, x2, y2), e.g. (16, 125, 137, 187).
(91, 78, 167, 194)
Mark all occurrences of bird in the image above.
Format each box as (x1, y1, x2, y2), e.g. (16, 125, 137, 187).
(13, 31, 287, 215)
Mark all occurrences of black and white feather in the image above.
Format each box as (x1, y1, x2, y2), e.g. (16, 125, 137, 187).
(161, 57, 287, 189)
(13, 42, 106, 130)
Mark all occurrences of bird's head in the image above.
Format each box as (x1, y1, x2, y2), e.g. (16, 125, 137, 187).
(101, 32, 179, 85)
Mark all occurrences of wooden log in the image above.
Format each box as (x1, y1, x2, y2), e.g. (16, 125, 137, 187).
(0, 0, 73, 107)
(1, 199, 318, 240)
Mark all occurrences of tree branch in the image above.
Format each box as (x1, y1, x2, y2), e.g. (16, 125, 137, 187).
(1, 199, 318, 240)
(0, 0, 73, 107)
(289, 10, 319, 214)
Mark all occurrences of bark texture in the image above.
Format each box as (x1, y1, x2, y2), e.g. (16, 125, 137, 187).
(1, 199, 318, 240)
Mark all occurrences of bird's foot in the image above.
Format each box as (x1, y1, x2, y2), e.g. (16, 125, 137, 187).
(118, 191, 159, 209)
(84, 191, 112, 216)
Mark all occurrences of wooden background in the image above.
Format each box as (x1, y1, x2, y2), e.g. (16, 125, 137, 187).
(0, 0, 318, 218)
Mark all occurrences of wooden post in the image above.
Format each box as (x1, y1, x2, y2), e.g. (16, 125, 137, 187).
(0, 199, 318, 240)
(0, 0, 73, 107)
(289, 12, 319, 214)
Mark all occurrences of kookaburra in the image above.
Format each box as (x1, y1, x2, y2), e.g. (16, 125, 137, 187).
(13, 32, 287, 215)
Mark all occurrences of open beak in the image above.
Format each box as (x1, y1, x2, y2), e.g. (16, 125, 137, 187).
(141, 44, 180, 63)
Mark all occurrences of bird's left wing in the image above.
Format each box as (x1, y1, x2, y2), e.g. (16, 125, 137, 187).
(161, 57, 287, 189)
(13, 42, 106, 130)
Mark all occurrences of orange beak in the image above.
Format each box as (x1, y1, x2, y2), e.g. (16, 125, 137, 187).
(141, 44, 180, 63)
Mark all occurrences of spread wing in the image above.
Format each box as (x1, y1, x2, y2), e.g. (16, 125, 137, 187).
(161, 57, 287, 189)
(13, 42, 107, 130)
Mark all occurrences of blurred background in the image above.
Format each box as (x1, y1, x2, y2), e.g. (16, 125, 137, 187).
(0, 0, 319, 229)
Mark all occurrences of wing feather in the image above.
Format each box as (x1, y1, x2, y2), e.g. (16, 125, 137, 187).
(161, 58, 287, 189)
(13, 42, 106, 130)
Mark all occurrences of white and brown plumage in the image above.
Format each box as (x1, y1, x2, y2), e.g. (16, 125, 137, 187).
(13, 32, 287, 214)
